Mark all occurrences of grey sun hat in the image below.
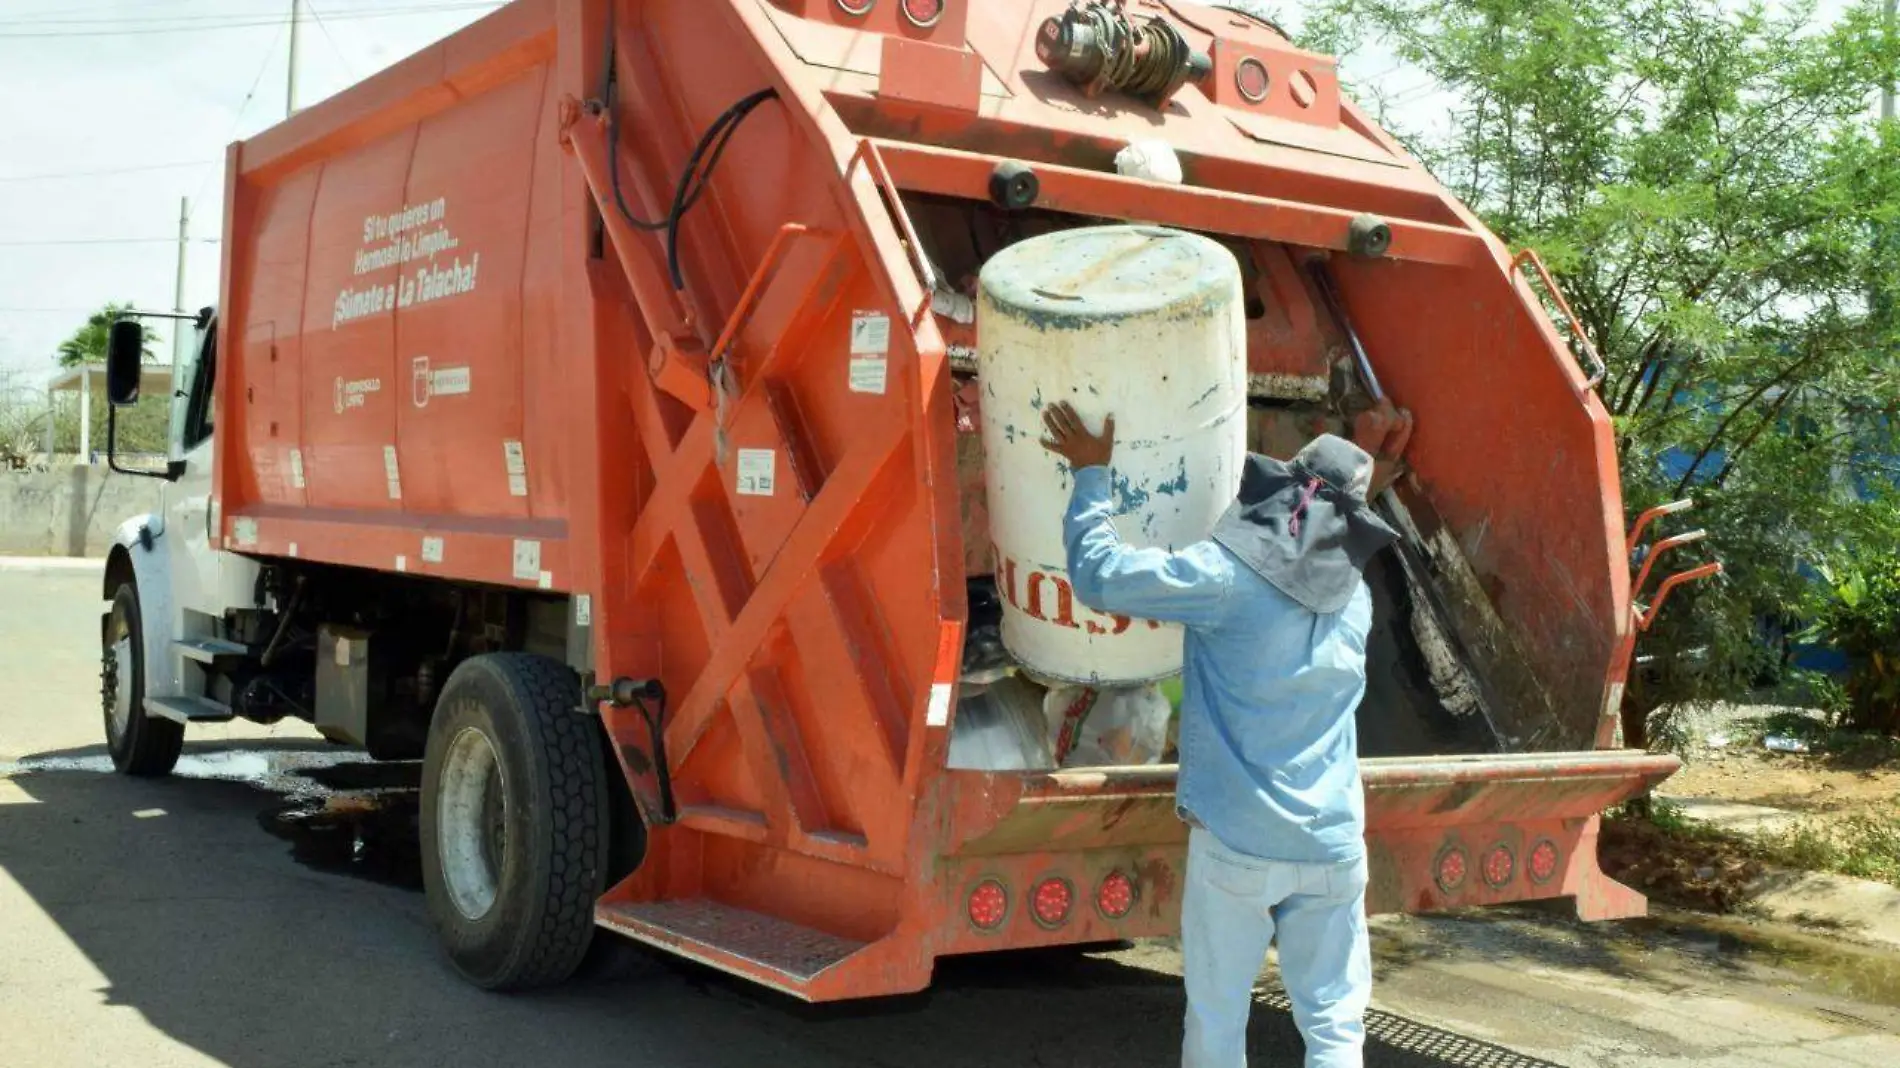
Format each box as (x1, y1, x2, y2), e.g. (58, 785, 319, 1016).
(1209, 434, 1399, 614)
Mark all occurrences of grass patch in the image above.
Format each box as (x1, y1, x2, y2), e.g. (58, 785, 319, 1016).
(1613, 797, 1900, 901)
(1758, 810, 1900, 887)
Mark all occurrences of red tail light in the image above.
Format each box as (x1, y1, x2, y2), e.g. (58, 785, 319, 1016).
(1030, 877, 1073, 928)
(968, 879, 1008, 930)
(1235, 57, 1270, 103)
(1434, 846, 1468, 893)
(836, 0, 875, 15)
(1482, 839, 1512, 881)
(1483, 844, 1516, 888)
(1529, 839, 1560, 884)
(901, 0, 945, 28)
(1096, 871, 1136, 919)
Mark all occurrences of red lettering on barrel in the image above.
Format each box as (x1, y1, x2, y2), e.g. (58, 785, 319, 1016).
(1024, 570, 1080, 630)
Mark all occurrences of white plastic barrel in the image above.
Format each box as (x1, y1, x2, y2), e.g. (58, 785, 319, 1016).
(977, 225, 1247, 684)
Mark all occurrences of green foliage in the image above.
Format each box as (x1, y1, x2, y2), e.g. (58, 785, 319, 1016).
(1761, 809, 1900, 886)
(1809, 550, 1900, 732)
(1312, 0, 1900, 732)
(54, 302, 156, 369)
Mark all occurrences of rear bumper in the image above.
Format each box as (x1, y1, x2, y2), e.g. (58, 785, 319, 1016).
(929, 749, 1678, 950)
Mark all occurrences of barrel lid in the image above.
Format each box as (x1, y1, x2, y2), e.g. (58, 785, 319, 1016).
(979, 225, 1238, 327)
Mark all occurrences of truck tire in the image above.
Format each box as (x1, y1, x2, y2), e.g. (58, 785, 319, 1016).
(102, 582, 184, 777)
(420, 653, 609, 990)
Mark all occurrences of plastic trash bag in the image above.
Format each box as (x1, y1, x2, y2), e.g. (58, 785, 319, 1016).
(1042, 682, 1172, 767)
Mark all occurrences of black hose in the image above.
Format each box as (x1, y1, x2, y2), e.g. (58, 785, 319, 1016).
(632, 692, 676, 823)
(598, 71, 780, 291)
(664, 88, 779, 290)
(260, 574, 306, 668)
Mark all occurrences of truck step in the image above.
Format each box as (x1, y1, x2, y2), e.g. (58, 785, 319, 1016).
(596, 899, 864, 995)
(175, 637, 249, 664)
(145, 695, 235, 724)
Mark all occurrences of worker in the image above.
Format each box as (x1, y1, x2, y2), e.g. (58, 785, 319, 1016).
(1039, 401, 1397, 1068)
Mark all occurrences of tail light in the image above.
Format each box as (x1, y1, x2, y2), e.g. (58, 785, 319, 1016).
(968, 879, 1008, 930)
(901, 0, 945, 27)
(1095, 870, 1137, 919)
(1434, 846, 1468, 893)
(1483, 844, 1516, 889)
(1235, 57, 1270, 103)
(1529, 839, 1560, 885)
(836, 0, 875, 15)
(1030, 877, 1073, 928)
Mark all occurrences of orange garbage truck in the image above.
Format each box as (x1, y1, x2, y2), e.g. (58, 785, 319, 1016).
(96, 0, 1717, 1000)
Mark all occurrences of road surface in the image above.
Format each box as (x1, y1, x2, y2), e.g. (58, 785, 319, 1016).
(1, 561, 1896, 1067)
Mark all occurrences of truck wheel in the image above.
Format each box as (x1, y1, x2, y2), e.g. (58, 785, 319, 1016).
(420, 653, 609, 990)
(102, 582, 183, 777)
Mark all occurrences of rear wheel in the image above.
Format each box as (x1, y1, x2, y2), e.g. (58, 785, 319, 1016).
(420, 653, 609, 990)
(102, 582, 183, 777)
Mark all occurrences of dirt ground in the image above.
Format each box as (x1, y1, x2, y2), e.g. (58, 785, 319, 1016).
(1668, 747, 1900, 815)
(1603, 705, 1900, 909)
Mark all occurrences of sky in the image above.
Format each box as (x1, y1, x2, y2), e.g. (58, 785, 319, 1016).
(0, 0, 501, 383)
(0, 0, 1880, 387)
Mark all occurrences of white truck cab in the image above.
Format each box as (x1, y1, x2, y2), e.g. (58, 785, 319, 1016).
(99, 310, 262, 774)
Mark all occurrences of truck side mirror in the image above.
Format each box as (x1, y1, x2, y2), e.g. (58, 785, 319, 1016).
(106, 320, 145, 407)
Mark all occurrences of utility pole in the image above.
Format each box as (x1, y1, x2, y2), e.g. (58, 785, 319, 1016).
(173, 197, 190, 369)
(286, 0, 302, 117)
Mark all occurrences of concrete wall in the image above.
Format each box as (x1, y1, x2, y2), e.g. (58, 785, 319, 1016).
(0, 468, 165, 557)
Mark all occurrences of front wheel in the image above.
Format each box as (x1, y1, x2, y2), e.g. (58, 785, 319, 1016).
(420, 653, 609, 991)
(102, 582, 183, 777)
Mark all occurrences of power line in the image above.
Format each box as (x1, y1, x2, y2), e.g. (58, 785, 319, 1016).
(0, 237, 222, 247)
(0, 159, 215, 184)
(189, 17, 288, 211)
(0, 3, 502, 37)
(305, 0, 359, 79)
(0, 2, 495, 27)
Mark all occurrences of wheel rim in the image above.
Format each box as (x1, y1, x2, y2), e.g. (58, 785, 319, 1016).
(103, 605, 133, 744)
(438, 726, 508, 921)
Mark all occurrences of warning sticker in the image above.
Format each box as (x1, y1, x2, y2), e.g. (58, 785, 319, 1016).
(575, 594, 592, 627)
(513, 539, 541, 581)
(850, 310, 891, 355)
(288, 448, 305, 490)
(736, 449, 776, 496)
(233, 517, 258, 548)
(421, 536, 444, 564)
(503, 440, 528, 497)
(383, 445, 403, 500)
(849, 355, 888, 395)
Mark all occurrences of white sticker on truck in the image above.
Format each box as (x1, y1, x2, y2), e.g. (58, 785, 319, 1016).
(412, 356, 473, 408)
(575, 594, 592, 627)
(288, 448, 305, 490)
(503, 440, 528, 497)
(233, 517, 258, 548)
(513, 539, 541, 582)
(850, 310, 891, 355)
(736, 449, 775, 496)
(421, 536, 444, 564)
(383, 445, 403, 500)
(849, 355, 888, 395)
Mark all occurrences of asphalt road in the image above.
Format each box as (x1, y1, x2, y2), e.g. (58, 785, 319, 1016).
(2, 561, 1896, 1068)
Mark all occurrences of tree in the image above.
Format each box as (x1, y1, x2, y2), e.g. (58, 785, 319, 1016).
(55, 302, 156, 368)
(1307, 0, 1900, 739)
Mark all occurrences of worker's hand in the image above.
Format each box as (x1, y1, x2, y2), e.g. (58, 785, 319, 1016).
(1041, 401, 1115, 470)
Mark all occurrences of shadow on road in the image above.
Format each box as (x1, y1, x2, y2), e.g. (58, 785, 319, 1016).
(0, 741, 1563, 1068)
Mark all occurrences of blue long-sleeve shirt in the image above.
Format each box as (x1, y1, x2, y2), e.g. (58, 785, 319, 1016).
(1063, 465, 1370, 864)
